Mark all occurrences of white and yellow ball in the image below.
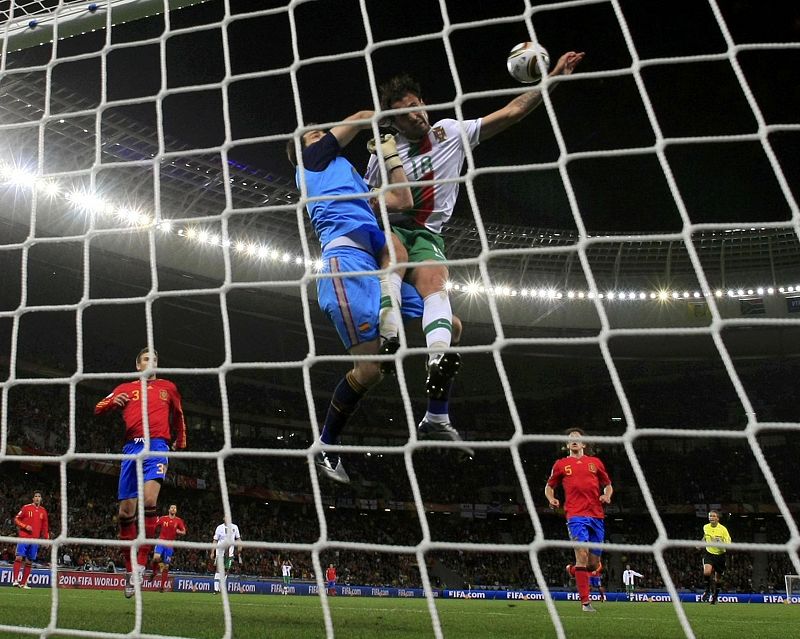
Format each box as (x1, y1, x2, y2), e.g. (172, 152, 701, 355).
(506, 42, 550, 84)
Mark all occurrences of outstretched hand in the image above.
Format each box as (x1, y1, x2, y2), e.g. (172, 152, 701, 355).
(550, 51, 585, 77)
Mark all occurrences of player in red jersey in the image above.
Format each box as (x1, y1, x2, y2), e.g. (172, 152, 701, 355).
(325, 564, 337, 596)
(94, 348, 187, 598)
(545, 428, 613, 613)
(12, 491, 50, 589)
(151, 504, 186, 592)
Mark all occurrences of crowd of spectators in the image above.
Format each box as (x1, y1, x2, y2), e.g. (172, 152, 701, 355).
(2, 340, 798, 594)
(2, 463, 797, 594)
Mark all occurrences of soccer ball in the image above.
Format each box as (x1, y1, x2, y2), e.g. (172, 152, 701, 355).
(506, 42, 550, 84)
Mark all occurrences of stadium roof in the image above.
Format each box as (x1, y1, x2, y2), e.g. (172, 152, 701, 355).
(1, 70, 798, 293)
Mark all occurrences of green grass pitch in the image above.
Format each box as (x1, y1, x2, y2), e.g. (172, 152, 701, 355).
(0, 589, 797, 638)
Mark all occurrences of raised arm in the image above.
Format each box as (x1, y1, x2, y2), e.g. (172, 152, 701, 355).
(479, 51, 585, 142)
(329, 110, 376, 149)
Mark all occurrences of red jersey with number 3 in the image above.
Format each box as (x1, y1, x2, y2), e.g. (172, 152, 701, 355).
(547, 455, 611, 519)
(94, 378, 187, 449)
(156, 516, 187, 541)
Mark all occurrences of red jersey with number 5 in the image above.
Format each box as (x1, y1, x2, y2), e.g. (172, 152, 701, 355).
(547, 455, 611, 519)
(94, 378, 187, 449)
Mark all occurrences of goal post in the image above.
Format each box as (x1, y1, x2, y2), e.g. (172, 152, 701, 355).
(1, 0, 210, 53)
(785, 574, 800, 602)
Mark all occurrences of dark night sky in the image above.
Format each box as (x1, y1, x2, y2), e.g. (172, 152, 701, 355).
(5, 0, 800, 233)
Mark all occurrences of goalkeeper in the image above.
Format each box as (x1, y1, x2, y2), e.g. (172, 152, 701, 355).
(287, 114, 412, 484)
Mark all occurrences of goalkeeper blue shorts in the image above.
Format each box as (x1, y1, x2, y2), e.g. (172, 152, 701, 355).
(118, 439, 170, 500)
(567, 516, 605, 556)
(317, 247, 381, 351)
(401, 280, 424, 321)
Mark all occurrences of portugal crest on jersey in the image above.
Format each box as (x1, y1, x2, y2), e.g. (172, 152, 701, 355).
(432, 126, 446, 142)
(160, 389, 169, 401)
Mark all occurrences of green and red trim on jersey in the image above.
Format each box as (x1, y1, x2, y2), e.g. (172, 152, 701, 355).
(408, 136, 435, 228)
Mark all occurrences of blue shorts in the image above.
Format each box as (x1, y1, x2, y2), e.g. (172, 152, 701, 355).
(400, 280, 423, 321)
(15, 543, 39, 561)
(118, 439, 170, 500)
(318, 248, 380, 351)
(327, 580, 336, 588)
(566, 516, 605, 556)
(589, 575, 601, 587)
(154, 546, 174, 564)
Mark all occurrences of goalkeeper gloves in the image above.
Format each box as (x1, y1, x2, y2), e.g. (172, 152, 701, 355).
(367, 134, 403, 173)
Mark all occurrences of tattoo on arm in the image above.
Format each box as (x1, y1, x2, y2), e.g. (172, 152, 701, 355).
(513, 89, 543, 114)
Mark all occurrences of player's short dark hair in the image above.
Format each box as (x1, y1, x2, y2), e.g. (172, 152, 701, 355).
(136, 347, 158, 365)
(564, 427, 592, 453)
(286, 124, 321, 166)
(33, 490, 42, 497)
(379, 74, 422, 113)
(708, 509, 720, 517)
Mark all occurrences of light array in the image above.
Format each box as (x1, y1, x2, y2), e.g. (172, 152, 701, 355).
(446, 281, 800, 302)
(2, 165, 798, 305)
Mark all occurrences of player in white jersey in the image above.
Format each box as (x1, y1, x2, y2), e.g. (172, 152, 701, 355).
(281, 559, 293, 594)
(365, 50, 585, 445)
(622, 565, 645, 600)
(211, 521, 242, 593)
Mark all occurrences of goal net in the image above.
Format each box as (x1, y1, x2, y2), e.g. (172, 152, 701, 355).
(1, 1, 799, 639)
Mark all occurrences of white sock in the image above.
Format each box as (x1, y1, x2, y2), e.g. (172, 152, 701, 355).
(422, 291, 452, 360)
(379, 273, 403, 339)
(424, 411, 449, 424)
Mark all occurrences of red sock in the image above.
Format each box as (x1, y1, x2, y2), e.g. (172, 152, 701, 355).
(162, 567, 168, 585)
(13, 559, 22, 582)
(119, 516, 137, 572)
(152, 559, 161, 574)
(137, 508, 157, 567)
(21, 564, 32, 586)
(144, 508, 157, 540)
(574, 566, 590, 604)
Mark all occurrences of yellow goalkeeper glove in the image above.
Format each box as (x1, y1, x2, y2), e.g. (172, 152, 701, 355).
(367, 134, 403, 173)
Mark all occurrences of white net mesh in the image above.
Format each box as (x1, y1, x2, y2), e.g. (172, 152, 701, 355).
(1, 1, 799, 638)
